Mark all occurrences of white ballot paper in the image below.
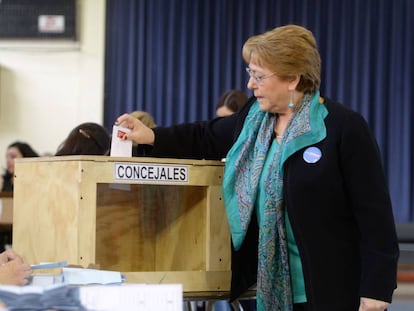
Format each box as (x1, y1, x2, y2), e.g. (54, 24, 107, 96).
(110, 125, 132, 157)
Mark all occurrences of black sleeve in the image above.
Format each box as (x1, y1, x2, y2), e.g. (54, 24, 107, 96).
(340, 110, 399, 302)
(150, 96, 256, 160)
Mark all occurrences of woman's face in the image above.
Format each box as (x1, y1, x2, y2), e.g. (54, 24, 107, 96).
(6, 147, 23, 174)
(246, 61, 295, 114)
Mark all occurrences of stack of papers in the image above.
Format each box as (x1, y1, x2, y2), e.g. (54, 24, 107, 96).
(62, 267, 124, 285)
(79, 284, 183, 311)
(28, 265, 124, 286)
(30, 261, 68, 271)
(0, 284, 85, 311)
(0, 262, 182, 310)
(0, 281, 183, 310)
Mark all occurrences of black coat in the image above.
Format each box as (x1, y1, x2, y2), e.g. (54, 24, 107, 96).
(1, 171, 13, 192)
(150, 96, 399, 310)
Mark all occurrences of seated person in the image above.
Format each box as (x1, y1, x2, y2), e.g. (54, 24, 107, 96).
(130, 111, 157, 128)
(1, 142, 39, 192)
(0, 248, 32, 286)
(215, 89, 248, 117)
(55, 122, 111, 156)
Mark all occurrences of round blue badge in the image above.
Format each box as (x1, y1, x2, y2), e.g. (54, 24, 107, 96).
(303, 147, 322, 163)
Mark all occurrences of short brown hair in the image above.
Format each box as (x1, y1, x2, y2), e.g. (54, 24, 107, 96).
(242, 24, 321, 93)
(130, 111, 157, 128)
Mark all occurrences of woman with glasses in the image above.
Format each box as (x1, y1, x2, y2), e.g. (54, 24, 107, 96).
(115, 25, 399, 311)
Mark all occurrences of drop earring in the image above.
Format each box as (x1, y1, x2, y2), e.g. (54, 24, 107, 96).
(288, 91, 294, 108)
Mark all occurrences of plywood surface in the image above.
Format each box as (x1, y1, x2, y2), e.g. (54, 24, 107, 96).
(12, 157, 230, 293)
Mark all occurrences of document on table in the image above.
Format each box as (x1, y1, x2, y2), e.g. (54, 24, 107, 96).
(30, 261, 68, 270)
(79, 284, 183, 311)
(0, 284, 82, 310)
(62, 267, 124, 285)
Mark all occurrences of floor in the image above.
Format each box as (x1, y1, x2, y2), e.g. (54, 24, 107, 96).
(187, 241, 414, 311)
(188, 281, 414, 311)
(391, 242, 414, 310)
(389, 301, 414, 311)
(185, 285, 414, 311)
(389, 282, 414, 311)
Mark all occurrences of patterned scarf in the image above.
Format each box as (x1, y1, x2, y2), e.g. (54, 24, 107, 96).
(222, 91, 327, 311)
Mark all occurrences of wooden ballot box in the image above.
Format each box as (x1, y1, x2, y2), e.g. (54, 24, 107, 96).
(13, 156, 231, 294)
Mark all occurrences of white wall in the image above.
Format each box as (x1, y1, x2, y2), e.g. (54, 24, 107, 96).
(0, 0, 106, 168)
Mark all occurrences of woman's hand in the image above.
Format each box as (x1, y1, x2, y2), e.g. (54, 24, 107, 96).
(0, 256, 32, 285)
(0, 248, 20, 265)
(115, 114, 155, 145)
(358, 297, 389, 311)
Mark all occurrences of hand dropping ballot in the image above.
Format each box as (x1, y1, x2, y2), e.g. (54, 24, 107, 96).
(110, 125, 132, 157)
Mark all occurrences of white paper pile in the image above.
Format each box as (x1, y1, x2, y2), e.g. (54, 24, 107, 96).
(79, 284, 183, 311)
(62, 267, 124, 285)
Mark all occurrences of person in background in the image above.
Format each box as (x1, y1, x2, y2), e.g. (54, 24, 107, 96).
(0, 248, 31, 285)
(130, 110, 157, 128)
(215, 89, 248, 117)
(115, 24, 399, 311)
(55, 122, 111, 156)
(0, 142, 39, 192)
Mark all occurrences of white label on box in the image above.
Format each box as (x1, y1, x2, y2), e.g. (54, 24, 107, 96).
(114, 163, 188, 183)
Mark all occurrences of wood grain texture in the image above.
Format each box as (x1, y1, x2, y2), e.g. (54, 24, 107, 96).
(13, 156, 230, 293)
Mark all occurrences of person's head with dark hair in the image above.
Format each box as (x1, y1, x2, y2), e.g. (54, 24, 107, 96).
(7, 142, 39, 158)
(215, 89, 248, 117)
(55, 122, 111, 156)
(1, 141, 39, 192)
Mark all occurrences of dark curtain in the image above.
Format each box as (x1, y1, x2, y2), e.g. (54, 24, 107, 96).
(104, 0, 414, 222)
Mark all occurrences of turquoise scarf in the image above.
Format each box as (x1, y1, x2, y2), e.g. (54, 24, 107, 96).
(222, 91, 327, 311)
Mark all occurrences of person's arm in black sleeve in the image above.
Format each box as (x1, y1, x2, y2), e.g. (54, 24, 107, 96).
(341, 111, 399, 303)
(151, 96, 256, 160)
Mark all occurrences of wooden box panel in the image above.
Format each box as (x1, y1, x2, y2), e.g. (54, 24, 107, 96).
(95, 183, 207, 272)
(0, 193, 13, 224)
(12, 156, 231, 293)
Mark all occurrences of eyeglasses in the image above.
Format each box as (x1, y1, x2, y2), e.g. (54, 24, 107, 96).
(245, 67, 276, 85)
